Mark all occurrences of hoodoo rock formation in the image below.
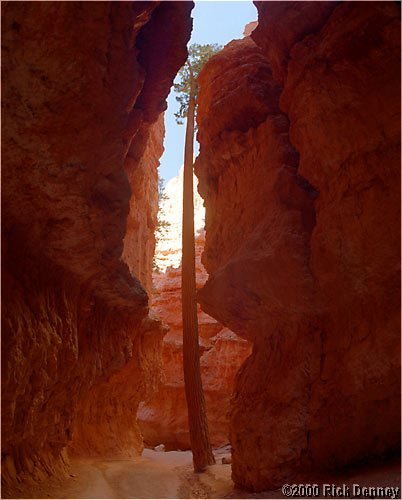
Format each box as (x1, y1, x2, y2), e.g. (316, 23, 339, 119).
(196, 2, 401, 492)
(153, 165, 206, 273)
(2, 2, 192, 496)
(138, 231, 251, 450)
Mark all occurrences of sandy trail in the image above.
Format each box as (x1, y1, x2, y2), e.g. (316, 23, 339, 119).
(37, 449, 400, 499)
(52, 450, 195, 499)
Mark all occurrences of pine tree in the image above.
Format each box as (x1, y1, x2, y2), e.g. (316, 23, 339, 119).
(174, 43, 221, 472)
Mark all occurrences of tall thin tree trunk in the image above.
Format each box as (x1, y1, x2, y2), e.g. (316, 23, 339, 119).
(182, 77, 215, 473)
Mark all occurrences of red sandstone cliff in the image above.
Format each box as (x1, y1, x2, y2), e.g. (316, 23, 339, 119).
(138, 232, 251, 450)
(196, 3, 401, 491)
(123, 115, 165, 295)
(2, 2, 192, 496)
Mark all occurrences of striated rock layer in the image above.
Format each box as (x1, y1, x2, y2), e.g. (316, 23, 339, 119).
(138, 231, 251, 450)
(2, 2, 192, 496)
(196, 3, 401, 492)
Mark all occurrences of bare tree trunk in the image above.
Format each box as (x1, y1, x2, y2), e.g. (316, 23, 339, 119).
(182, 76, 215, 473)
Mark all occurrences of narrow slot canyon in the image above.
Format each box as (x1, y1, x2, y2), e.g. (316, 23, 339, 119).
(2, 2, 401, 499)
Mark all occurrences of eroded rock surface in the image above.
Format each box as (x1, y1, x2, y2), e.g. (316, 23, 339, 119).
(153, 165, 206, 272)
(196, 4, 400, 491)
(123, 115, 165, 295)
(138, 230, 251, 450)
(2, 2, 192, 496)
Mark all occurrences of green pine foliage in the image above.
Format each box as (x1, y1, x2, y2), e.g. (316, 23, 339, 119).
(173, 43, 221, 124)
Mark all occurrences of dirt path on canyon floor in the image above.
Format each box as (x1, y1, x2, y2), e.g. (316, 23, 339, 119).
(41, 448, 234, 499)
(32, 449, 400, 499)
(49, 450, 197, 499)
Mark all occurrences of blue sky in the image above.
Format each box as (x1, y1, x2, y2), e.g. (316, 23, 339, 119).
(159, 1, 257, 182)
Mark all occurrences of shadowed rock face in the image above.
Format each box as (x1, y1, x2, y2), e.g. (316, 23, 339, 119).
(196, 2, 400, 492)
(2, 2, 192, 495)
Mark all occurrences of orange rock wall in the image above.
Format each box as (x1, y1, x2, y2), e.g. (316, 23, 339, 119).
(196, 2, 400, 491)
(123, 115, 165, 295)
(2, 2, 192, 496)
(138, 233, 251, 450)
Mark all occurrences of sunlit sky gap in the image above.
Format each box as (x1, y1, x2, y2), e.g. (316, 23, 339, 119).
(158, 1, 257, 182)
